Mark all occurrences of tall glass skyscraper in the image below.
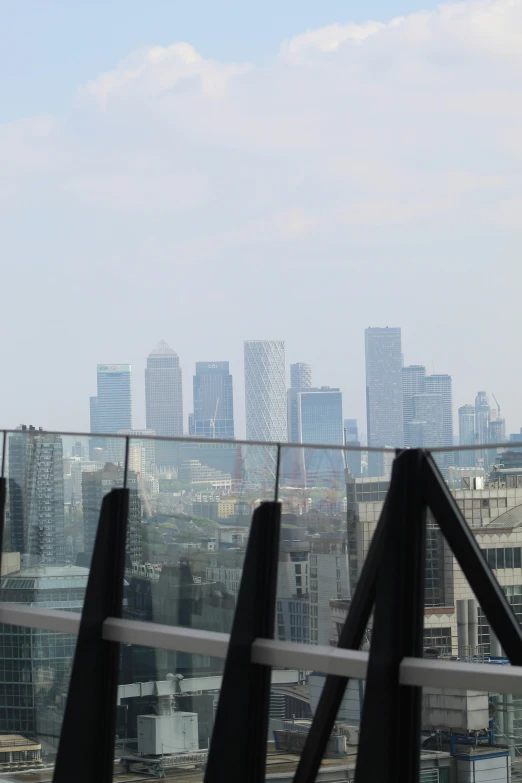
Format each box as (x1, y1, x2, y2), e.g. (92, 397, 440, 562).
(475, 391, 491, 468)
(145, 340, 183, 465)
(94, 364, 132, 433)
(244, 341, 287, 442)
(425, 374, 454, 470)
(189, 362, 234, 439)
(365, 327, 403, 476)
(458, 403, 476, 468)
(402, 365, 426, 445)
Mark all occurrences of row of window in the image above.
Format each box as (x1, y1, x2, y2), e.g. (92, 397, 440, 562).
(482, 547, 522, 569)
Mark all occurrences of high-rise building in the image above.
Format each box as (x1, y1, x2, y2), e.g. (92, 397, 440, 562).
(344, 418, 362, 479)
(244, 341, 287, 442)
(475, 391, 491, 468)
(0, 565, 88, 738)
(8, 426, 65, 566)
(409, 393, 443, 447)
(290, 363, 312, 390)
(244, 341, 287, 481)
(458, 404, 476, 468)
(94, 364, 132, 436)
(402, 365, 426, 445)
(425, 374, 454, 470)
(82, 463, 142, 564)
(295, 388, 344, 482)
(145, 340, 183, 466)
(189, 362, 234, 439)
(365, 327, 403, 476)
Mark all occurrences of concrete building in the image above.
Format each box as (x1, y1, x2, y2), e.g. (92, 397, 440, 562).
(286, 387, 344, 484)
(290, 363, 312, 390)
(189, 362, 234, 439)
(145, 340, 183, 467)
(116, 430, 156, 476)
(8, 427, 65, 566)
(365, 327, 403, 476)
(411, 393, 444, 447)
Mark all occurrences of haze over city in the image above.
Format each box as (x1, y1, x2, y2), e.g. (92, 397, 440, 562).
(2, 0, 522, 437)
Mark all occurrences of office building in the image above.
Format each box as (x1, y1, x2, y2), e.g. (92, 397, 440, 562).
(0, 565, 89, 740)
(117, 430, 156, 476)
(402, 365, 426, 445)
(475, 391, 491, 469)
(82, 464, 142, 564)
(8, 427, 65, 566)
(344, 418, 362, 479)
(244, 340, 287, 442)
(365, 327, 403, 476)
(409, 394, 444, 447)
(189, 362, 234, 439)
(425, 374, 454, 470)
(94, 364, 132, 433)
(145, 340, 183, 466)
(458, 404, 476, 468)
(290, 363, 312, 390)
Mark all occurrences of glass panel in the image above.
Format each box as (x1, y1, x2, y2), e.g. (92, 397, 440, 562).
(0, 431, 125, 770)
(276, 446, 391, 646)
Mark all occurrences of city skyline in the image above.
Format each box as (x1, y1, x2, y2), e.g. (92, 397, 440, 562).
(68, 330, 521, 452)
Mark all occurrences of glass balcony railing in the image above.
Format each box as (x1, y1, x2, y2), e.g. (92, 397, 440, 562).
(0, 430, 521, 782)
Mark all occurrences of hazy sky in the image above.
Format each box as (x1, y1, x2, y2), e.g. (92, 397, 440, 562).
(2, 0, 522, 439)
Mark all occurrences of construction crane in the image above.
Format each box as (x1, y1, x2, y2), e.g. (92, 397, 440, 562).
(209, 397, 220, 439)
(492, 393, 501, 418)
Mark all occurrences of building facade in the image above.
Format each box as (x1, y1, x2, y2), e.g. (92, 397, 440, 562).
(475, 391, 491, 469)
(344, 418, 362, 479)
(189, 362, 234, 439)
(402, 365, 426, 445)
(145, 340, 183, 467)
(81, 463, 142, 564)
(8, 427, 65, 566)
(425, 374, 454, 469)
(0, 566, 89, 739)
(290, 363, 312, 390)
(365, 327, 403, 476)
(458, 404, 476, 468)
(95, 364, 132, 433)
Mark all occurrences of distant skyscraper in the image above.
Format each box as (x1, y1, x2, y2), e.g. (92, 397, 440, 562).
(458, 404, 476, 468)
(189, 362, 234, 439)
(425, 374, 454, 470)
(244, 341, 287, 442)
(8, 426, 65, 565)
(365, 327, 403, 476)
(475, 391, 491, 468)
(290, 363, 312, 389)
(244, 341, 286, 479)
(285, 387, 343, 483)
(344, 418, 361, 479)
(96, 364, 132, 433)
(145, 340, 183, 465)
(402, 365, 426, 445)
(410, 393, 443, 447)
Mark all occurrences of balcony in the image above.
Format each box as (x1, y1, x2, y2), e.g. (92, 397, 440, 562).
(0, 430, 522, 782)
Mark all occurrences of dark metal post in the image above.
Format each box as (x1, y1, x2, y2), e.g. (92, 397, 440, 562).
(53, 488, 129, 783)
(354, 450, 426, 783)
(204, 501, 281, 783)
(0, 477, 6, 574)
